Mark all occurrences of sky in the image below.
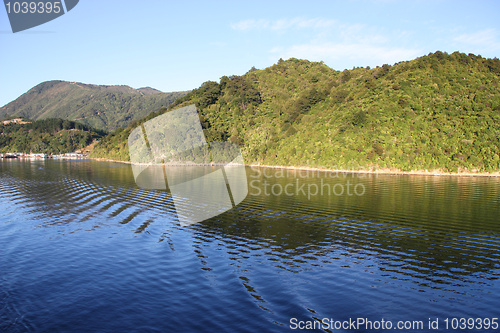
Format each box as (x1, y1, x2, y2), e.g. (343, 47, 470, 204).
(1, 0, 499, 107)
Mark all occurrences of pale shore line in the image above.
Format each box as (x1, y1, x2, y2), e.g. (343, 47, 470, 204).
(91, 158, 500, 177)
(248, 164, 500, 177)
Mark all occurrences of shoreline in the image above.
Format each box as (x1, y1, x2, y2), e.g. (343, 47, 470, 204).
(248, 163, 500, 177)
(90, 158, 500, 178)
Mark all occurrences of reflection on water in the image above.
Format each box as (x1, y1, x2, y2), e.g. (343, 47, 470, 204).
(1, 160, 499, 332)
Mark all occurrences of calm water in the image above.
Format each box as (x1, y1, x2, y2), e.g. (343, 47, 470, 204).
(1, 160, 499, 332)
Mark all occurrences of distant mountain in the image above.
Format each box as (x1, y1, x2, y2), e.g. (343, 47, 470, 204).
(136, 87, 163, 95)
(91, 51, 500, 173)
(0, 80, 188, 131)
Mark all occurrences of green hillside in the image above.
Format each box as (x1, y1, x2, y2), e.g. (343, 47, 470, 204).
(0, 80, 188, 131)
(91, 51, 500, 173)
(0, 118, 106, 154)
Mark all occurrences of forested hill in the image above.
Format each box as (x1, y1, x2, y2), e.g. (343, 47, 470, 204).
(0, 80, 188, 131)
(0, 118, 106, 154)
(91, 51, 500, 172)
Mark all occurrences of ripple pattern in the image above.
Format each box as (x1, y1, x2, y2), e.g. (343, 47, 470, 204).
(1, 161, 499, 332)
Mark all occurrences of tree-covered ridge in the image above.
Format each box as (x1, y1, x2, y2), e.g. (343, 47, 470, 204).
(0, 80, 188, 131)
(0, 118, 106, 154)
(91, 51, 500, 173)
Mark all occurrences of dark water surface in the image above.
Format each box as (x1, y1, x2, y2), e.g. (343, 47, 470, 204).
(1, 160, 499, 332)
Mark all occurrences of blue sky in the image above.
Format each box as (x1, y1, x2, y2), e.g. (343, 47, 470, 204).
(1, 0, 499, 107)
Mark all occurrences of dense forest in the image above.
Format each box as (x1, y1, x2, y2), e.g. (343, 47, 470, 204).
(0, 118, 106, 154)
(93, 51, 500, 172)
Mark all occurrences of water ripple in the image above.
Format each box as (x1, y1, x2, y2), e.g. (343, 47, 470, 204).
(1, 161, 499, 332)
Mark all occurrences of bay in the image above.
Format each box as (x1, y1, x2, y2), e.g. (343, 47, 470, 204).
(1, 160, 499, 332)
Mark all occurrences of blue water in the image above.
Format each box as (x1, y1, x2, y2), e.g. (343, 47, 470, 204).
(1, 160, 499, 332)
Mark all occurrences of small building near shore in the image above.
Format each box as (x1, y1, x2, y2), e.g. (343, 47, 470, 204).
(29, 153, 47, 159)
(2, 118, 29, 125)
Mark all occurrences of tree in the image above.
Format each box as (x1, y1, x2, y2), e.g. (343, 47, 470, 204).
(340, 69, 351, 83)
(197, 81, 221, 109)
(246, 66, 258, 74)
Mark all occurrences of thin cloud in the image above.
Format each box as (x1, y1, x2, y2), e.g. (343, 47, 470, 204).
(231, 19, 270, 31)
(233, 17, 423, 68)
(231, 18, 336, 31)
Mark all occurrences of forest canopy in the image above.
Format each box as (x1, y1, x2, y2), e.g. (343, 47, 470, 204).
(0, 118, 106, 154)
(90, 51, 500, 172)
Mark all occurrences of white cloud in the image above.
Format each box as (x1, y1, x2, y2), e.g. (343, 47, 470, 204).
(232, 17, 422, 68)
(231, 17, 336, 31)
(230, 19, 269, 31)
